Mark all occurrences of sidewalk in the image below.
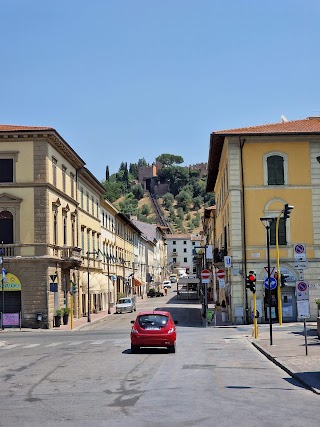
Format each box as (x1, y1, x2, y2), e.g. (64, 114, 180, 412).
(249, 322, 320, 394)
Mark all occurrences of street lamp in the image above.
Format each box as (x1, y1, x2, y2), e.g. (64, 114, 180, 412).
(86, 250, 99, 322)
(260, 217, 275, 345)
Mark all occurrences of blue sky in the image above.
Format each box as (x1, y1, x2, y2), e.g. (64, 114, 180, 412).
(1, 1, 319, 179)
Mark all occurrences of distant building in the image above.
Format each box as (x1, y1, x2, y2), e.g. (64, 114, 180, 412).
(166, 233, 202, 275)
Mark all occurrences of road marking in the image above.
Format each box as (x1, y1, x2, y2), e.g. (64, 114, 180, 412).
(1, 344, 20, 350)
(45, 342, 63, 347)
(91, 340, 107, 345)
(23, 344, 41, 349)
(67, 341, 85, 346)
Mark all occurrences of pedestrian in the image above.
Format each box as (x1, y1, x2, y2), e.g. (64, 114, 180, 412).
(164, 287, 168, 296)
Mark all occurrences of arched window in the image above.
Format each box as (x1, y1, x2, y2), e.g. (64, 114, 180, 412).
(0, 210, 13, 244)
(267, 155, 284, 185)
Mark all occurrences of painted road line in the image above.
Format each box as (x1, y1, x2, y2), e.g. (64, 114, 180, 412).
(68, 341, 85, 346)
(45, 342, 63, 347)
(91, 340, 107, 345)
(1, 344, 20, 350)
(23, 344, 41, 349)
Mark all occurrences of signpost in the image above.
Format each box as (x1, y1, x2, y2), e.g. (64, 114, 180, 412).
(216, 269, 225, 279)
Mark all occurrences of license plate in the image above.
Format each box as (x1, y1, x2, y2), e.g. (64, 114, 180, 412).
(146, 327, 160, 330)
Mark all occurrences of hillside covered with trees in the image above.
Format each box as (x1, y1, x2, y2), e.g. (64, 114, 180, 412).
(101, 154, 215, 233)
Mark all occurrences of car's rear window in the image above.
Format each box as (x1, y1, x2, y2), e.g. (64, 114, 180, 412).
(138, 314, 169, 328)
(118, 298, 131, 304)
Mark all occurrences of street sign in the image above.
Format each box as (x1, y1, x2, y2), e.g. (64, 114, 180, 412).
(264, 266, 275, 275)
(224, 256, 232, 268)
(216, 269, 225, 279)
(296, 281, 309, 300)
(292, 261, 308, 270)
(264, 277, 277, 290)
(218, 279, 225, 289)
(294, 243, 306, 261)
(297, 300, 310, 318)
(201, 269, 211, 280)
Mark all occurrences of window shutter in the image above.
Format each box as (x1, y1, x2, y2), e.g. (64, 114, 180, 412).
(270, 218, 287, 245)
(267, 156, 284, 185)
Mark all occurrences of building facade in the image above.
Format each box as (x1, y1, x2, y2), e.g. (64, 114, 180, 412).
(0, 124, 167, 329)
(206, 116, 320, 324)
(166, 233, 203, 275)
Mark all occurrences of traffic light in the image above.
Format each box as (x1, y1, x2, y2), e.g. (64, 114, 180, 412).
(246, 271, 256, 293)
(283, 204, 294, 220)
(70, 281, 77, 295)
(281, 273, 289, 287)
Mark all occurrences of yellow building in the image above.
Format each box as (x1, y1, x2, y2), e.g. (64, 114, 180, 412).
(206, 117, 320, 324)
(0, 125, 144, 328)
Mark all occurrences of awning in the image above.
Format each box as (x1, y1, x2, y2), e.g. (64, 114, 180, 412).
(81, 272, 100, 294)
(133, 278, 142, 287)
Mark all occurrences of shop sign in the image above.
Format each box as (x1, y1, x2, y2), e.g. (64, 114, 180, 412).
(0, 273, 21, 291)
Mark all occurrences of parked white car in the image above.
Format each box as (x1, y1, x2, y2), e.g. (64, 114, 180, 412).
(115, 297, 136, 314)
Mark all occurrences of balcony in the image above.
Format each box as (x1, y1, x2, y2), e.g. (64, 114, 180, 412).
(60, 246, 82, 268)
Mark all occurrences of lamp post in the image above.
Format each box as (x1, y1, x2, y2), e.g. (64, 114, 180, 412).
(260, 217, 275, 345)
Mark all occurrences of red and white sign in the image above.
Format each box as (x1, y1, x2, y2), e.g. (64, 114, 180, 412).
(216, 269, 225, 279)
(201, 269, 211, 280)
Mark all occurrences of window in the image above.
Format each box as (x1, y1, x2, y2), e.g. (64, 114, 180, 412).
(173, 241, 176, 245)
(0, 210, 13, 243)
(63, 215, 67, 246)
(184, 257, 187, 262)
(173, 258, 176, 263)
(192, 242, 195, 246)
(70, 173, 75, 199)
(270, 218, 287, 245)
(52, 157, 57, 187)
(86, 192, 89, 212)
(80, 187, 84, 209)
(71, 217, 75, 247)
(183, 241, 187, 244)
(81, 228, 85, 255)
(62, 165, 67, 192)
(92, 196, 94, 216)
(267, 155, 284, 185)
(53, 212, 58, 245)
(0, 159, 13, 183)
(173, 248, 176, 253)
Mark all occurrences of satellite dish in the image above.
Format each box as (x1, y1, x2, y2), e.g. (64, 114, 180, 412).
(281, 115, 288, 123)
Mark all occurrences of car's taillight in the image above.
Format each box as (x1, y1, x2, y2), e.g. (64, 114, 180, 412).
(131, 327, 139, 334)
(167, 327, 175, 334)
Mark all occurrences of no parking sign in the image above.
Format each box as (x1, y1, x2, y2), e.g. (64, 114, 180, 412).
(294, 243, 306, 261)
(296, 281, 309, 300)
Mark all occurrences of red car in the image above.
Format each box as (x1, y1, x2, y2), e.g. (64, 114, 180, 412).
(130, 310, 178, 353)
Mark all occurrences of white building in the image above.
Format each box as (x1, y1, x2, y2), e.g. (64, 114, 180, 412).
(166, 234, 202, 275)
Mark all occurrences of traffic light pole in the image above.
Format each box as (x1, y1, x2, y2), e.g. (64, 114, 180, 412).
(253, 292, 258, 338)
(275, 212, 283, 326)
(267, 223, 273, 346)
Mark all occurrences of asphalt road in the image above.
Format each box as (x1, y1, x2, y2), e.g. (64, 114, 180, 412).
(0, 296, 318, 427)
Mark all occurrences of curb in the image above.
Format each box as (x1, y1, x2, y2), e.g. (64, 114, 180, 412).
(251, 341, 320, 395)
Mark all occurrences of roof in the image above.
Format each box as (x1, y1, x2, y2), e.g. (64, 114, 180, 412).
(206, 117, 320, 192)
(0, 125, 54, 131)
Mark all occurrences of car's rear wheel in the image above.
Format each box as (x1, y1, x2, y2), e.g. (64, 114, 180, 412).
(131, 344, 140, 353)
(168, 343, 176, 353)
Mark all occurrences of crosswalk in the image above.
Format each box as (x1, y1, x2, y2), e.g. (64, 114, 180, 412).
(0, 338, 126, 351)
